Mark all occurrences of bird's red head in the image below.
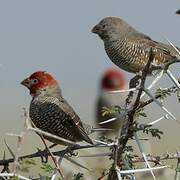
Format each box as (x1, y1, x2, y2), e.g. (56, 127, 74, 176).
(21, 71, 58, 95)
(101, 68, 126, 91)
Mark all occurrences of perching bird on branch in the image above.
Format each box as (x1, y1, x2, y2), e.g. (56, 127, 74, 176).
(176, 9, 180, 15)
(92, 17, 179, 74)
(95, 68, 127, 135)
(21, 71, 93, 145)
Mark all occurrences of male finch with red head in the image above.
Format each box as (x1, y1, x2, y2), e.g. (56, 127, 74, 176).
(21, 71, 93, 145)
(96, 68, 127, 134)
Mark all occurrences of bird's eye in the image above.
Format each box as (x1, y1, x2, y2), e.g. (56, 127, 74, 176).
(31, 79, 39, 84)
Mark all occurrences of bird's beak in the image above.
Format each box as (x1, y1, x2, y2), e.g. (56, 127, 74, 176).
(91, 24, 101, 34)
(20, 78, 31, 88)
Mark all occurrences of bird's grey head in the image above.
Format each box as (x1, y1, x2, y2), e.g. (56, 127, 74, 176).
(92, 17, 131, 41)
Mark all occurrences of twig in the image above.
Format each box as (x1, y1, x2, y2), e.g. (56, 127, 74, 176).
(12, 109, 29, 174)
(110, 88, 138, 93)
(120, 48, 155, 153)
(148, 114, 169, 125)
(119, 166, 167, 174)
(166, 69, 180, 89)
(0, 173, 30, 180)
(0, 143, 107, 166)
(38, 135, 64, 178)
(107, 48, 155, 179)
(138, 84, 179, 109)
(174, 152, 180, 180)
(140, 70, 164, 99)
(143, 88, 177, 122)
(134, 132, 156, 180)
(28, 126, 77, 146)
(132, 151, 180, 163)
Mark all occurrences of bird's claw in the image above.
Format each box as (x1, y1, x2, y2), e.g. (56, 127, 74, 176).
(67, 151, 78, 157)
(37, 148, 49, 163)
(126, 75, 141, 106)
(64, 146, 78, 157)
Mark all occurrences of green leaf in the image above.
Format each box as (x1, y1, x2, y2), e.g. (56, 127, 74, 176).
(101, 107, 116, 117)
(155, 88, 171, 100)
(18, 158, 36, 173)
(10, 176, 19, 180)
(143, 126, 163, 139)
(134, 108, 147, 119)
(41, 162, 54, 174)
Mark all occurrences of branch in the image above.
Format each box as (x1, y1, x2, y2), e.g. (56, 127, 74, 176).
(120, 48, 155, 152)
(0, 143, 106, 167)
(131, 151, 180, 164)
(138, 85, 178, 109)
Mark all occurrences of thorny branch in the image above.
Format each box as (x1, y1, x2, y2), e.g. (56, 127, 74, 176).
(12, 109, 29, 174)
(132, 152, 180, 164)
(107, 49, 155, 179)
(119, 48, 155, 155)
(37, 133, 64, 178)
(0, 45, 180, 179)
(138, 84, 179, 109)
(2, 147, 179, 168)
(0, 110, 109, 178)
(107, 46, 180, 179)
(0, 144, 101, 166)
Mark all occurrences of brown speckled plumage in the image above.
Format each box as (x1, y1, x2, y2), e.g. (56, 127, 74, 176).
(21, 71, 93, 145)
(92, 17, 179, 73)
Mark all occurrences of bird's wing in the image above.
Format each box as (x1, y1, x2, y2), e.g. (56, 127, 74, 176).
(54, 97, 94, 144)
(32, 96, 93, 144)
(130, 32, 178, 57)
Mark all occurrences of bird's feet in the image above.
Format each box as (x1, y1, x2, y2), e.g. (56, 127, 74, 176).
(37, 148, 49, 163)
(64, 145, 79, 157)
(36, 143, 57, 163)
(126, 74, 141, 107)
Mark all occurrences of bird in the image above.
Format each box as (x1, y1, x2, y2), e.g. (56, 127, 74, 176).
(95, 68, 127, 135)
(92, 17, 179, 74)
(176, 9, 180, 15)
(21, 71, 93, 145)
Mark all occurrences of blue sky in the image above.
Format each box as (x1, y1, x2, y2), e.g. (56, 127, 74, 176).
(0, 0, 180, 152)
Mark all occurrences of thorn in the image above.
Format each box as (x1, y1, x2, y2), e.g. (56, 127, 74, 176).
(4, 139, 15, 159)
(6, 133, 22, 138)
(64, 155, 89, 170)
(148, 115, 166, 125)
(94, 140, 114, 146)
(143, 87, 178, 122)
(140, 70, 164, 99)
(110, 87, 137, 93)
(99, 117, 117, 125)
(166, 69, 180, 90)
(166, 38, 180, 57)
(79, 152, 112, 158)
(91, 128, 112, 132)
(3, 151, 6, 160)
(120, 166, 167, 174)
(134, 132, 157, 180)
